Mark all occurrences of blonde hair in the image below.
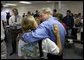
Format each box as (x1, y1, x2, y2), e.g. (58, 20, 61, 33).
(21, 16, 37, 32)
(39, 7, 52, 15)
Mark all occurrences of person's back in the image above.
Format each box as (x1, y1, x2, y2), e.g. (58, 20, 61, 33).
(33, 16, 65, 59)
(39, 16, 66, 46)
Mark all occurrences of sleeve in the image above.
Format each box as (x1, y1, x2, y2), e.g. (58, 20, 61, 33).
(71, 17, 74, 27)
(63, 17, 66, 23)
(17, 16, 22, 24)
(19, 16, 22, 24)
(22, 24, 49, 43)
(42, 38, 59, 55)
(18, 39, 26, 56)
(9, 17, 13, 25)
(47, 38, 59, 55)
(1, 20, 5, 40)
(1, 13, 6, 22)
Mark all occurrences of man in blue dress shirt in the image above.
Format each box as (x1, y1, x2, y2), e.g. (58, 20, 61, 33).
(22, 8, 66, 46)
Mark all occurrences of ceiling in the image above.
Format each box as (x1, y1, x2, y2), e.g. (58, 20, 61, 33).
(1, 1, 76, 4)
(1, 1, 79, 7)
(1, 1, 58, 4)
(1, 1, 58, 7)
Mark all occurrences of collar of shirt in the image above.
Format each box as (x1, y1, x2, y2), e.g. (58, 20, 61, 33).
(43, 16, 54, 22)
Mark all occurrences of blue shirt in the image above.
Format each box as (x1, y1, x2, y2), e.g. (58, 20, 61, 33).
(22, 16, 66, 46)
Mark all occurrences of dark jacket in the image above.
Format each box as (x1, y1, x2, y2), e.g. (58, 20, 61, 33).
(63, 16, 74, 29)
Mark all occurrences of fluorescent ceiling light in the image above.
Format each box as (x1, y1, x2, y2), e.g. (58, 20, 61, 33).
(3, 5, 8, 7)
(5, 4, 17, 6)
(46, 1, 58, 2)
(19, 1, 32, 4)
(46, 1, 52, 2)
(3, 3, 17, 7)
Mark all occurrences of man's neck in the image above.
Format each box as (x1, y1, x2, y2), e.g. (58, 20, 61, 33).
(46, 15, 52, 20)
(42, 15, 52, 22)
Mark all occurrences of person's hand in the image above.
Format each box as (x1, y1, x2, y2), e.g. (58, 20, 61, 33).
(53, 24, 59, 35)
(53, 24, 62, 53)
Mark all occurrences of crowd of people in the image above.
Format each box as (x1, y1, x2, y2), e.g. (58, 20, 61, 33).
(1, 3, 83, 59)
(54, 10, 83, 40)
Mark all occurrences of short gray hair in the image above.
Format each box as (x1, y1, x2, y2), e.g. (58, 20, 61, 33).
(39, 7, 52, 15)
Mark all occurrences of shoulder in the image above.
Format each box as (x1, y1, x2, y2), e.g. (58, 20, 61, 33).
(42, 38, 54, 44)
(40, 17, 56, 26)
(1, 12, 6, 21)
(39, 20, 49, 28)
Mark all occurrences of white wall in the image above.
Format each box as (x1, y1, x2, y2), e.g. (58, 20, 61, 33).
(16, 2, 55, 16)
(2, 2, 55, 16)
(59, 1, 83, 16)
(1, 7, 13, 20)
(2, 1, 83, 17)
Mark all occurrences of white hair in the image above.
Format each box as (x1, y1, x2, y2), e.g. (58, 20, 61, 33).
(39, 7, 52, 15)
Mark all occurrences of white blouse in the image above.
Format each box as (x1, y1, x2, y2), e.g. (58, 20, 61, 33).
(9, 15, 22, 26)
(18, 38, 59, 58)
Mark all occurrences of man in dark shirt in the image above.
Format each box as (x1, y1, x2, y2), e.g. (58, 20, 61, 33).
(63, 10, 74, 37)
